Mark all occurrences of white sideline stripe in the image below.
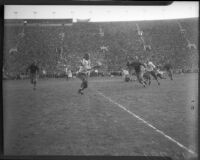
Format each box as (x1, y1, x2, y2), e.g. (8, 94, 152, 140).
(97, 91, 197, 156)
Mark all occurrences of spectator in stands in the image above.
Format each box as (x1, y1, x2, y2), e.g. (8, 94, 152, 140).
(67, 69, 73, 79)
(65, 67, 69, 80)
(42, 69, 47, 79)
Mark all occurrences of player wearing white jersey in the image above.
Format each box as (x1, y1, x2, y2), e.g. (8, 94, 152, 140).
(146, 61, 156, 72)
(155, 68, 166, 79)
(76, 53, 102, 95)
(122, 69, 131, 82)
(146, 59, 160, 85)
(79, 58, 91, 74)
(77, 53, 91, 95)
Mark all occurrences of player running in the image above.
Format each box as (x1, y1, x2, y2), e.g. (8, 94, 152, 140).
(145, 59, 160, 85)
(26, 60, 39, 90)
(126, 56, 147, 87)
(77, 54, 91, 95)
(77, 53, 102, 95)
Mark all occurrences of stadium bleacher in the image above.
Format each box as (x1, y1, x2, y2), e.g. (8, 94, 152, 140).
(4, 18, 198, 79)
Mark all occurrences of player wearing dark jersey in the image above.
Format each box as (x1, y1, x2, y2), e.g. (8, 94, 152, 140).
(26, 61, 39, 90)
(126, 57, 147, 87)
(163, 63, 173, 80)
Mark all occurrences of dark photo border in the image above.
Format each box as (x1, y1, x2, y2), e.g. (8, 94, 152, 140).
(0, 1, 198, 160)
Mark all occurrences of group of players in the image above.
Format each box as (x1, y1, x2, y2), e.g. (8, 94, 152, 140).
(26, 53, 173, 94)
(25, 53, 98, 94)
(124, 56, 173, 87)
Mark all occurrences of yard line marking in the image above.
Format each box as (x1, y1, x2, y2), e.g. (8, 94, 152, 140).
(96, 91, 197, 156)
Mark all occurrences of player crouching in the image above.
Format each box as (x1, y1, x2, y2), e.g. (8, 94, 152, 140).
(122, 69, 132, 82)
(155, 67, 166, 80)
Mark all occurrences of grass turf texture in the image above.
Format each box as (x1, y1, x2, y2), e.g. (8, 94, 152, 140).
(3, 73, 198, 159)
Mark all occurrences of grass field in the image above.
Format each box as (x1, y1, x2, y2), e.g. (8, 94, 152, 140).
(3, 73, 198, 159)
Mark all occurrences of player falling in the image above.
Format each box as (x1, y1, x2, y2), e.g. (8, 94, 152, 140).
(77, 53, 102, 95)
(26, 60, 39, 90)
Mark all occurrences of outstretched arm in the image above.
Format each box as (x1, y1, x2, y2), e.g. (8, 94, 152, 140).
(86, 61, 102, 71)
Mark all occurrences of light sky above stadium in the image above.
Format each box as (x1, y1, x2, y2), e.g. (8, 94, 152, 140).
(5, 1, 199, 22)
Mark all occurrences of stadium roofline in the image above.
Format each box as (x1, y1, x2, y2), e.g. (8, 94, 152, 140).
(4, 17, 198, 26)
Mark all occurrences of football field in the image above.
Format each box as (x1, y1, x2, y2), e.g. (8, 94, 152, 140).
(3, 73, 198, 159)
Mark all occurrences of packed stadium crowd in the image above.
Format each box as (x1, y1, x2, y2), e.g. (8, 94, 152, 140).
(3, 18, 198, 80)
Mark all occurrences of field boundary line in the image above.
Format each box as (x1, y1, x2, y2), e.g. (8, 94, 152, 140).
(96, 91, 197, 156)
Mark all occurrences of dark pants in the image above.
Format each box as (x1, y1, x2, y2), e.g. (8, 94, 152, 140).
(30, 73, 37, 84)
(135, 65, 146, 86)
(30, 73, 38, 90)
(143, 72, 151, 85)
(77, 72, 88, 91)
(146, 70, 160, 85)
(125, 76, 131, 82)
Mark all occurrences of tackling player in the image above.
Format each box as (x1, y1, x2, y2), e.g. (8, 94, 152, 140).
(126, 56, 147, 87)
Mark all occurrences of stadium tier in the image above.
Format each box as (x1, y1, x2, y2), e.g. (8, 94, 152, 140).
(4, 18, 198, 79)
